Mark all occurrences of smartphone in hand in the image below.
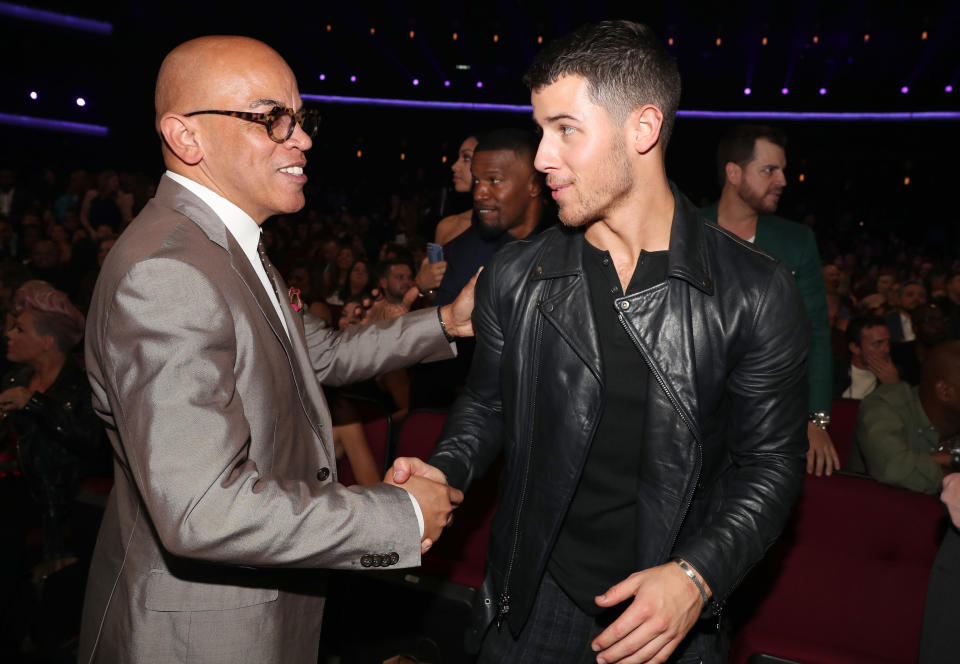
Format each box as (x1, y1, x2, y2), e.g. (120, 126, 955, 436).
(427, 242, 444, 263)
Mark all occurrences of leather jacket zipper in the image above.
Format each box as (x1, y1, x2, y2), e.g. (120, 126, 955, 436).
(496, 313, 545, 628)
(617, 308, 725, 625)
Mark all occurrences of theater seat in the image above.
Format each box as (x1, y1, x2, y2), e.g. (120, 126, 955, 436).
(829, 398, 860, 468)
(730, 473, 945, 664)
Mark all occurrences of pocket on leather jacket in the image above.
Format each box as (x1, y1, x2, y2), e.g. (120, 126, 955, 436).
(144, 569, 279, 612)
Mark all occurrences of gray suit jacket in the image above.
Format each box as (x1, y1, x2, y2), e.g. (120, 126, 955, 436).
(78, 176, 455, 663)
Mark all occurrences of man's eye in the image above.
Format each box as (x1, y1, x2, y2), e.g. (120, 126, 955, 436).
(492, 178, 502, 184)
(561, 126, 576, 136)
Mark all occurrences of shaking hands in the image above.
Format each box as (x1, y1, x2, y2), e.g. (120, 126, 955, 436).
(385, 457, 462, 553)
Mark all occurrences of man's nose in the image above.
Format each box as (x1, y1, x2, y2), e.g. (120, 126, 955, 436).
(287, 121, 313, 151)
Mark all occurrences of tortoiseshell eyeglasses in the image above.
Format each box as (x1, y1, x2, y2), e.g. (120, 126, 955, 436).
(184, 105, 321, 143)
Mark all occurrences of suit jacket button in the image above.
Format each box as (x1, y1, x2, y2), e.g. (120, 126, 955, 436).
(389, 552, 399, 565)
(360, 555, 372, 567)
(317, 467, 330, 481)
(372, 554, 383, 567)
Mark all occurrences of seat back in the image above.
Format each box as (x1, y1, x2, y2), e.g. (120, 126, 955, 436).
(829, 398, 860, 468)
(730, 473, 945, 664)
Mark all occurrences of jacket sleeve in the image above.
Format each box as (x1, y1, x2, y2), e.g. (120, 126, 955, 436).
(428, 262, 505, 491)
(795, 226, 833, 414)
(301, 307, 455, 388)
(672, 263, 809, 603)
(95, 258, 421, 570)
(854, 388, 943, 494)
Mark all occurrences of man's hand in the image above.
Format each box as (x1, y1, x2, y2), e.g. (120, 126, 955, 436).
(0, 386, 32, 415)
(415, 257, 447, 292)
(439, 268, 481, 339)
(863, 350, 899, 384)
(384, 470, 462, 553)
(388, 456, 450, 486)
(591, 562, 706, 664)
(942, 473, 960, 529)
(806, 423, 841, 476)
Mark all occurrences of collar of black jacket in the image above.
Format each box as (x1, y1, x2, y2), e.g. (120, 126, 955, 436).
(529, 181, 714, 295)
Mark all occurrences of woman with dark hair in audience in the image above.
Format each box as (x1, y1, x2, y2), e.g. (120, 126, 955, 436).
(0, 281, 101, 575)
(345, 259, 374, 304)
(323, 242, 356, 306)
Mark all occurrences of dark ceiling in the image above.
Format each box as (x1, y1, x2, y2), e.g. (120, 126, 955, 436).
(2, 1, 959, 234)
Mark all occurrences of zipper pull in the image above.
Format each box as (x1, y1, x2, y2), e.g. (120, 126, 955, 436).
(495, 592, 511, 628)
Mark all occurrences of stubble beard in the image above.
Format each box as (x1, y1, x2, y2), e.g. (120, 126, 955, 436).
(557, 139, 633, 228)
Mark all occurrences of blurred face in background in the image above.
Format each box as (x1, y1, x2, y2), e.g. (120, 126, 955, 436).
(451, 136, 479, 193)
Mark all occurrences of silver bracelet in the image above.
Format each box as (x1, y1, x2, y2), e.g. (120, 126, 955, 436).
(437, 306, 455, 342)
(675, 559, 709, 606)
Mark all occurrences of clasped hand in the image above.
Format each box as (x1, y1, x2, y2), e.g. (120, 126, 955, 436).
(385, 457, 463, 553)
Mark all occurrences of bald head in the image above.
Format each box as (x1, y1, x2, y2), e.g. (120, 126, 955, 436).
(923, 341, 960, 387)
(155, 36, 290, 129)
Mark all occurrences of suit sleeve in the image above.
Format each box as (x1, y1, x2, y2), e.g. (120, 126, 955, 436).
(854, 389, 943, 494)
(795, 226, 833, 414)
(302, 307, 455, 387)
(96, 258, 421, 569)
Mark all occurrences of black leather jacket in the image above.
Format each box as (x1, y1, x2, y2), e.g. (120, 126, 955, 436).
(430, 188, 809, 658)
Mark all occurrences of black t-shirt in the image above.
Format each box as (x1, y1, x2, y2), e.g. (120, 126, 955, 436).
(548, 240, 668, 614)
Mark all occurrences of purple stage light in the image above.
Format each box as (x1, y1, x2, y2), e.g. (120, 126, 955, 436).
(0, 112, 108, 135)
(29, 91, 37, 100)
(781, 87, 789, 95)
(444, 80, 450, 87)
(350, 75, 357, 83)
(76, 97, 86, 107)
(476, 81, 483, 88)
(901, 86, 909, 94)
(819, 88, 827, 95)
(0, 1, 112, 34)
(946, 85, 954, 93)
(743, 87, 751, 95)
(412, 78, 419, 86)
(319, 74, 326, 81)
(300, 94, 960, 122)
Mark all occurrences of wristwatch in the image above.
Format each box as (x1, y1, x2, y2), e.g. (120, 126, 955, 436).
(950, 445, 960, 472)
(809, 411, 831, 431)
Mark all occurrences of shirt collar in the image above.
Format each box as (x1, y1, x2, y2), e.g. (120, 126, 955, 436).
(164, 171, 262, 256)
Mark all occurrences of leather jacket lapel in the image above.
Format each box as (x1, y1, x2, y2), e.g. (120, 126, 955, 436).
(530, 231, 603, 383)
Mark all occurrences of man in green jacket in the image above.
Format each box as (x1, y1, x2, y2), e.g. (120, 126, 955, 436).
(702, 124, 838, 475)
(848, 341, 960, 494)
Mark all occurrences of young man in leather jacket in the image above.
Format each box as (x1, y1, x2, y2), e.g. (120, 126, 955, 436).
(391, 20, 809, 664)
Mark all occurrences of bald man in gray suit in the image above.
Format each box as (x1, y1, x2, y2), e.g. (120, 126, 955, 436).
(78, 36, 471, 663)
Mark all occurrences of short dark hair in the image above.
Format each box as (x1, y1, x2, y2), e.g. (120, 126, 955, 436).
(715, 124, 788, 189)
(377, 257, 413, 281)
(845, 314, 888, 347)
(474, 128, 539, 163)
(523, 20, 681, 148)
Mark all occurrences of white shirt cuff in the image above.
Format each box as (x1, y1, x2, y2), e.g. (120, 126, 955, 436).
(407, 491, 425, 537)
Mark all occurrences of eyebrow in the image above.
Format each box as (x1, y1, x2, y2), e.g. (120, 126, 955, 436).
(544, 113, 582, 123)
(248, 98, 304, 112)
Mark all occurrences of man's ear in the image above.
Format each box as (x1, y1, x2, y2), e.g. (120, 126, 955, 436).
(626, 104, 664, 155)
(724, 161, 742, 187)
(527, 172, 543, 198)
(848, 342, 859, 357)
(936, 379, 954, 404)
(159, 113, 204, 166)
